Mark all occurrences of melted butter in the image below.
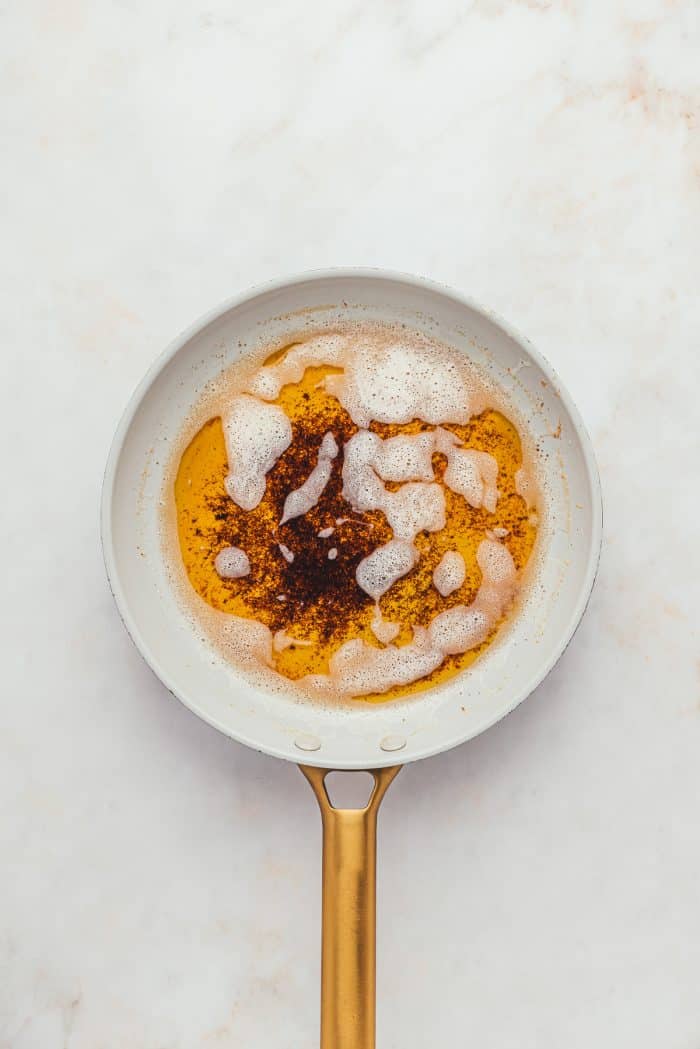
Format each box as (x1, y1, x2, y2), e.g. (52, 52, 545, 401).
(175, 364, 537, 702)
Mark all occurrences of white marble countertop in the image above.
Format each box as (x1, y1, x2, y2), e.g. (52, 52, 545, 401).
(2, 2, 699, 1046)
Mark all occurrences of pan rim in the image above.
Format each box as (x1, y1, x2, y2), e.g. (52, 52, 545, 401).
(101, 267, 603, 768)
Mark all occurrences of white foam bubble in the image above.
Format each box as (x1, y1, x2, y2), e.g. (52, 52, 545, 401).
(427, 606, 490, 654)
(370, 605, 401, 644)
(370, 431, 435, 482)
(355, 539, 418, 601)
(218, 615, 274, 669)
(222, 394, 292, 511)
(515, 466, 535, 508)
(342, 428, 498, 534)
(317, 526, 335, 538)
(280, 431, 338, 525)
(246, 334, 349, 400)
(342, 432, 446, 542)
(324, 338, 479, 428)
(382, 482, 446, 541)
(328, 547, 338, 560)
(319, 432, 339, 458)
(442, 447, 499, 512)
(245, 328, 484, 430)
(273, 629, 313, 653)
(325, 629, 445, 697)
(476, 538, 517, 588)
(214, 546, 251, 579)
(278, 543, 295, 563)
(472, 540, 517, 620)
(341, 431, 386, 511)
(433, 426, 460, 455)
(432, 550, 466, 597)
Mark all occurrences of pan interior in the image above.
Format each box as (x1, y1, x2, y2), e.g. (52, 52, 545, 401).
(102, 272, 601, 769)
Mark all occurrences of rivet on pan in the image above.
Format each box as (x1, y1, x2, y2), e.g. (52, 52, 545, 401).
(380, 735, 406, 753)
(295, 733, 322, 752)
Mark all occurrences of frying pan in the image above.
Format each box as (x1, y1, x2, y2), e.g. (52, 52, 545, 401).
(101, 269, 602, 1049)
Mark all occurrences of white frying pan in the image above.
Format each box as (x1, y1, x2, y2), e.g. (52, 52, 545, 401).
(101, 269, 602, 1049)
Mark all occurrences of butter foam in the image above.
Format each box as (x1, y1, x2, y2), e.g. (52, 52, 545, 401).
(246, 334, 349, 400)
(342, 427, 498, 521)
(223, 394, 291, 511)
(214, 546, 251, 580)
(304, 538, 517, 696)
(280, 431, 338, 525)
(187, 324, 536, 702)
(443, 447, 499, 513)
(432, 550, 466, 597)
(324, 337, 480, 428)
(355, 539, 419, 601)
(370, 606, 401, 644)
(342, 431, 447, 542)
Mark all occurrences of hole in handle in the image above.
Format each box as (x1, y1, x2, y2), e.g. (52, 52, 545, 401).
(324, 771, 376, 810)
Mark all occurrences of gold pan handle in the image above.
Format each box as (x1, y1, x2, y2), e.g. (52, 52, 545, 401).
(300, 765, 401, 1049)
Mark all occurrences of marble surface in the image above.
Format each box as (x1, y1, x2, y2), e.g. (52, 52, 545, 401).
(2, 2, 699, 1045)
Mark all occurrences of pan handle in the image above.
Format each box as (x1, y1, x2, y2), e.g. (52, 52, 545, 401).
(300, 765, 401, 1049)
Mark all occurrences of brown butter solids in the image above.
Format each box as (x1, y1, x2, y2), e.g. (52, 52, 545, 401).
(174, 364, 537, 702)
